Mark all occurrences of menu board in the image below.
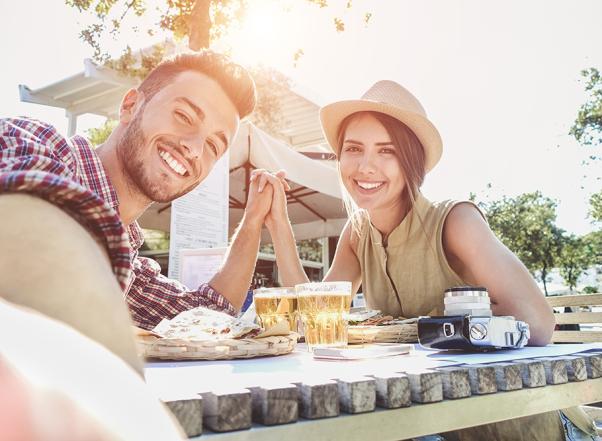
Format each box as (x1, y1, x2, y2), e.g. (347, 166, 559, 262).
(179, 247, 228, 291)
(168, 154, 229, 284)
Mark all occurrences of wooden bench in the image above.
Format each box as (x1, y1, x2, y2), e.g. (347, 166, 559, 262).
(547, 293, 602, 431)
(547, 293, 602, 343)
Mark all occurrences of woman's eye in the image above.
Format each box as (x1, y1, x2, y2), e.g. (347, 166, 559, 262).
(380, 148, 396, 154)
(344, 145, 360, 152)
(175, 111, 192, 125)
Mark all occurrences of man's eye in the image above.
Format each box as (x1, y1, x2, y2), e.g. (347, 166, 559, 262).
(175, 111, 192, 125)
(207, 140, 219, 156)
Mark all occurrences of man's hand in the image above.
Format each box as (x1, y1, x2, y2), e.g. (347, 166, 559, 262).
(251, 170, 290, 231)
(243, 168, 275, 228)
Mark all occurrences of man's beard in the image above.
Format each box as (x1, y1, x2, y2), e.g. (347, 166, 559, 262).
(117, 113, 199, 203)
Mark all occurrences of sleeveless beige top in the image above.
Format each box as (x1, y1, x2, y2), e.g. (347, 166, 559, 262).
(354, 194, 565, 440)
(354, 193, 479, 318)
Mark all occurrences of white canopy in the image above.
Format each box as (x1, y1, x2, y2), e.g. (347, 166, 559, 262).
(138, 123, 348, 241)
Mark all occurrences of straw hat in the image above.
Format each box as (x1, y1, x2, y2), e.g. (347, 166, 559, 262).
(319, 80, 443, 172)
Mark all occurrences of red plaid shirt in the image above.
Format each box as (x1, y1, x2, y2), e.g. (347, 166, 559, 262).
(0, 117, 235, 329)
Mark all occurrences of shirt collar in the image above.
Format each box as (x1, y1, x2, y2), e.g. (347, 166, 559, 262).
(70, 135, 120, 211)
(69, 135, 145, 250)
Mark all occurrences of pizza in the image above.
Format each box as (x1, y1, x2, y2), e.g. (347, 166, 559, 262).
(151, 307, 261, 340)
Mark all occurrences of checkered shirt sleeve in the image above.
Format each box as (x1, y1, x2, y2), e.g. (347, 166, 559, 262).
(126, 253, 237, 330)
(0, 117, 132, 291)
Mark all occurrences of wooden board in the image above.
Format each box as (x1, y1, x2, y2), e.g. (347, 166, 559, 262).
(196, 378, 602, 441)
(554, 312, 602, 324)
(551, 331, 602, 343)
(146, 348, 602, 438)
(546, 294, 602, 307)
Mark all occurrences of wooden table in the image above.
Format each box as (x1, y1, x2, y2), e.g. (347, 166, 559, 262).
(144, 344, 602, 440)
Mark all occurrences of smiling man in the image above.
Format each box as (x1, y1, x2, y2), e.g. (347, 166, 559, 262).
(0, 51, 271, 370)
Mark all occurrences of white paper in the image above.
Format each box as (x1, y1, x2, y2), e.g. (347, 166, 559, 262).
(419, 342, 602, 365)
(313, 343, 412, 360)
(179, 248, 228, 291)
(168, 154, 229, 281)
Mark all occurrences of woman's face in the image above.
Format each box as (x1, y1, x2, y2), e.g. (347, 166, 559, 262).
(338, 113, 405, 212)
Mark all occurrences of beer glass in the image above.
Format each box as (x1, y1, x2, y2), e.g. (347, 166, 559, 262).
(253, 287, 298, 332)
(295, 281, 352, 350)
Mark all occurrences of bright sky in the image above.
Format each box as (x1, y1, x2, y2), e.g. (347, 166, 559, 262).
(1, 0, 600, 235)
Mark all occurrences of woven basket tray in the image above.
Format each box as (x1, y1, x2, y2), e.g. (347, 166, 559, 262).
(137, 333, 298, 361)
(348, 319, 418, 344)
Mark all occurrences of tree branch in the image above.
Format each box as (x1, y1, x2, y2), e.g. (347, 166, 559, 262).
(188, 0, 212, 51)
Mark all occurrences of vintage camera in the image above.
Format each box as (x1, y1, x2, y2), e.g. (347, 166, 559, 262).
(417, 287, 530, 351)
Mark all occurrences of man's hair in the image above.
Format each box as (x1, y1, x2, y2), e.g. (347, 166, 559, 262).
(138, 50, 256, 119)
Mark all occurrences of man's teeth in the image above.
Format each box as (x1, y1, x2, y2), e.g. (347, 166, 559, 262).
(159, 149, 186, 176)
(357, 181, 384, 190)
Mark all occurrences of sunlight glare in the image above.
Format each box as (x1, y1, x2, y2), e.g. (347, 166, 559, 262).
(224, 0, 296, 66)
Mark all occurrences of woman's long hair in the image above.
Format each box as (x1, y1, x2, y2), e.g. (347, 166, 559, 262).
(336, 111, 427, 235)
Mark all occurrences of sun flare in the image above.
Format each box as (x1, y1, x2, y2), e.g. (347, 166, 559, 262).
(223, 0, 296, 66)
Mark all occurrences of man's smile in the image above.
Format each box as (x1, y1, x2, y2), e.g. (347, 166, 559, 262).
(157, 144, 189, 177)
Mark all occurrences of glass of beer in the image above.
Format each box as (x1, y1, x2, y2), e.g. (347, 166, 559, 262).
(253, 287, 298, 332)
(295, 281, 352, 350)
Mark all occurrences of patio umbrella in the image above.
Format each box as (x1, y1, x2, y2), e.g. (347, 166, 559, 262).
(138, 122, 347, 242)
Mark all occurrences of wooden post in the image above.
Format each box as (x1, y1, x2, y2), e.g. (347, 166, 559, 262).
(492, 362, 523, 391)
(564, 356, 588, 382)
(368, 373, 411, 408)
(403, 370, 443, 403)
(537, 357, 569, 385)
(334, 376, 376, 414)
(514, 360, 546, 388)
(248, 384, 298, 426)
(294, 380, 340, 419)
(200, 389, 252, 432)
(437, 366, 471, 399)
(163, 396, 203, 437)
(582, 353, 602, 379)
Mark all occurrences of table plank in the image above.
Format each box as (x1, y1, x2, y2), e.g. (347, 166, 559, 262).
(368, 373, 411, 408)
(404, 369, 443, 403)
(514, 359, 546, 387)
(200, 389, 252, 432)
(333, 376, 376, 414)
(163, 397, 203, 437)
(492, 362, 523, 391)
(293, 379, 340, 419)
(438, 366, 471, 399)
(466, 364, 497, 395)
(537, 357, 569, 385)
(583, 353, 602, 378)
(564, 355, 588, 382)
(197, 378, 602, 441)
(248, 384, 298, 426)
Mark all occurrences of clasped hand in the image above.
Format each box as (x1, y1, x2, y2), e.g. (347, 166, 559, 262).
(244, 169, 290, 230)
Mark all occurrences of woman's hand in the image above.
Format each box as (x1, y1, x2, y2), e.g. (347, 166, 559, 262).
(250, 169, 291, 231)
(244, 169, 275, 228)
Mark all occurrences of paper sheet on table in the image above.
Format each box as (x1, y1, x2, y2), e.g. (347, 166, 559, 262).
(420, 342, 602, 364)
(313, 343, 412, 360)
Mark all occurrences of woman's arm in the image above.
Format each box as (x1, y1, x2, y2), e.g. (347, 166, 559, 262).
(323, 221, 363, 295)
(259, 171, 362, 290)
(259, 171, 309, 286)
(442, 203, 556, 346)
